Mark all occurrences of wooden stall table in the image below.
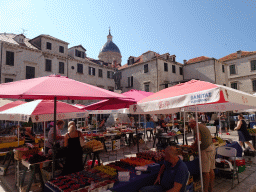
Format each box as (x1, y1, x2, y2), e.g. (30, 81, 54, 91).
(1, 149, 14, 176)
(250, 134, 256, 148)
(19, 159, 48, 192)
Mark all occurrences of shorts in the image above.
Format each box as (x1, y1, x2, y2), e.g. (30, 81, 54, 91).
(201, 144, 215, 173)
(220, 121, 227, 128)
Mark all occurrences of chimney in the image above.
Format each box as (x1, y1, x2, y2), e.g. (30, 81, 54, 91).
(183, 60, 187, 65)
(237, 50, 242, 58)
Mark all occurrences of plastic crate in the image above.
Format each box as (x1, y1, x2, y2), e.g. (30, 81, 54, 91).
(238, 165, 246, 173)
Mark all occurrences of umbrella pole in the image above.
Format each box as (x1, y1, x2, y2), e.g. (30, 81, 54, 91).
(144, 114, 146, 142)
(219, 111, 222, 138)
(196, 107, 204, 192)
(137, 114, 140, 153)
(183, 111, 185, 145)
(44, 121, 46, 155)
(52, 97, 57, 179)
(18, 121, 20, 146)
(172, 113, 174, 130)
(228, 112, 230, 132)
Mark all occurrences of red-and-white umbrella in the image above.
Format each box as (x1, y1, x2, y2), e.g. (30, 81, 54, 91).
(0, 100, 88, 122)
(0, 100, 26, 112)
(130, 80, 256, 191)
(130, 80, 256, 114)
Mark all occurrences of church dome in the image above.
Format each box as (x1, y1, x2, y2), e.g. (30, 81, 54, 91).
(98, 29, 122, 64)
(100, 41, 121, 54)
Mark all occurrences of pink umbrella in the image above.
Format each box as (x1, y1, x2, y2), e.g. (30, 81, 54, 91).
(0, 75, 127, 176)
(84, 89, 153, 111)
(0, 100, 26, 112)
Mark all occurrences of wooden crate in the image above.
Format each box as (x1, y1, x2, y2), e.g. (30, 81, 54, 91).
(21, 183, 42, 192)
(14, 148, 39, 160)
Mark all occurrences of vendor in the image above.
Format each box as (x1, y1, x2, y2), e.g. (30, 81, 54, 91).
(98, 118, 106, 132)
(21, 127, 35, 144)
(129, 117, 135, 128)
(140, 146, 189, 192)
(159, 115, 168, 132)
(189, 119, 215, 192)
(45, 120, 65, 154)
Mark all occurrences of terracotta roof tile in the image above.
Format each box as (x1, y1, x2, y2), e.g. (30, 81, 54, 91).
(0, 33, 38, 50)
(219, 51, 256, 62)
(186, 56, 211, 64)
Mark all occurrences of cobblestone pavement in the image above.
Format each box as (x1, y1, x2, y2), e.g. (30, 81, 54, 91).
(0, 131, 256, 192)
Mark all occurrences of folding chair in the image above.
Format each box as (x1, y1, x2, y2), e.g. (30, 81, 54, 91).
(216, 146, 239, 188)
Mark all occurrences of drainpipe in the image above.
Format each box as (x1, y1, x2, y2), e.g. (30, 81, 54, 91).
(213, 59, 216, 84)
(0, 42, 3, 83)
(156, 57, 159, 91)
(66, 57, 69, 78)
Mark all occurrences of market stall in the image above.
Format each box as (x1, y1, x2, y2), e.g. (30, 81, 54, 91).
(130, 79, 256, 191)
(0, 75, 128, 191)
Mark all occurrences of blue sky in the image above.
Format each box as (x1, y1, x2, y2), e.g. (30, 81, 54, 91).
(0, 0, 256, 65)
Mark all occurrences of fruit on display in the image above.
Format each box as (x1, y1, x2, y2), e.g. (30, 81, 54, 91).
(136, 151, 165, 162)
(93, 165, 117, 176)
(167, 132, 176, 136)
(212, 136, 224, 143)
(84, 140, 103, 150)
(120, 157, 154, 166)
(0, 136, 18, 143)
(105, 163, 129, 172)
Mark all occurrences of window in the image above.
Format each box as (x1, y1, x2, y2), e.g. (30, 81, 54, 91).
(77, 63, 83, 73)
(59, 46, 64, 53)
(172, 65, 176, 73)
(107, 71, 113, 79)
(6, 51, 14, 66)
(231, 82, 238, 89)
(88, 67, 95, 76)
(223, 84, 226, 86)
(164, 83, 168, 88)
(230, 65, 236, 75)
(222, 65, 225, 73)
(144, 64, 148, 73)
(46, 42, 52, 50)
(251, 60, 256, 71)
(5, 78, 13, 83)
(253, 80, 256, 92)
(164, 63, 168, 72)
(108, 87, 114, 92)
(98, 69, 103, 77)
(144, 84, 149, 92)
(127, 76, 133, 87)
(75, 49, 85, 58)
(59, 62, 64, 74)
(128, 77, 131, 87)
(179, 67, 183, 75)
(26, 66, 35, 79)
(45, 59, 52, 72)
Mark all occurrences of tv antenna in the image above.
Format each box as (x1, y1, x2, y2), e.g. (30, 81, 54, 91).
(21, 28, 28, 36)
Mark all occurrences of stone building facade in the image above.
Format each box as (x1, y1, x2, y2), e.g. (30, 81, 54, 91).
(118, 51, 184, 93)
(0, 33, 115, 105)
(219, 50, 256, 94)
(183, 56, 228, 86)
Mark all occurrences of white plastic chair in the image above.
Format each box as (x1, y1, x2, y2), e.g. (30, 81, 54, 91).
(216, 146, 239, 188)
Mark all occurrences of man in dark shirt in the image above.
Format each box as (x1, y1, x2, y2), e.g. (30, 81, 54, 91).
(140, 146, 189, 192)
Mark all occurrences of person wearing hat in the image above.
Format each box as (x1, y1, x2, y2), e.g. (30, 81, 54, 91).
(45, 120, 65, 154)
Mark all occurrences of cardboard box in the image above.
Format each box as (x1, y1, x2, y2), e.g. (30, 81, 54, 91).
(112, 139, 120, 151)
(105, 140, 112, 152)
